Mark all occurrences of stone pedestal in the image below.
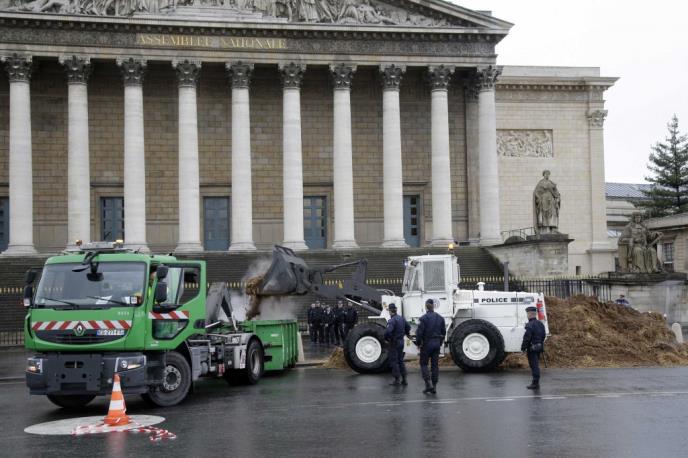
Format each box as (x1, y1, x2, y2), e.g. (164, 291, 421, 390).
(486, 234, 572, 277)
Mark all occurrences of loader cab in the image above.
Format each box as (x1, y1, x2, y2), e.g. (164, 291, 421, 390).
(401, 255, 458, 321)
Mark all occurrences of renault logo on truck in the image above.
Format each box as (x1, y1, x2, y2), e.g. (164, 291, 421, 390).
(74, 323, 85, 337)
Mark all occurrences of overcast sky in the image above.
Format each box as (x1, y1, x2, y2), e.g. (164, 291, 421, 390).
(455, 0, 688, 184)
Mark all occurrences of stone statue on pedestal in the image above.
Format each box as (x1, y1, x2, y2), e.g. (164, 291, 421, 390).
(533, 170, 560, 235)
(617, 212, 663, 273)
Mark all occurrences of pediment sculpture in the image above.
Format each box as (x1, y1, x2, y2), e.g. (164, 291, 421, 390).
(2, 0, 454, 26)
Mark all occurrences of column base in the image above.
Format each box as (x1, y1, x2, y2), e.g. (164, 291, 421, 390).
(479, 237, 502, 247)
(2, 244, 38, 256)
(124, 243, 150, 253)
(332, 240, 359, 250)
(175, 242, 205, 253)
(228, 242, 256, 252)
(430, 238, 455, 248)
(381, 239, 409, 248)
(282, 240, 309, 251)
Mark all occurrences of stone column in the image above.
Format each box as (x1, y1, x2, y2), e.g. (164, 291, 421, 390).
(280, 63, 308, 251)
(587, 108, 613, 272)
(1, 54, 36, 254)
(117, 57, 149, 252)
(173, 59, 204, 252)
(380, 64, 407, 248)
(428, 65, 455, 246)
(476, 65, 502, 246)
(226, 62, 256, 251)
(60, 56, 92, 248)
(464, 79, 480, 243)
(330, 64, 358, 249)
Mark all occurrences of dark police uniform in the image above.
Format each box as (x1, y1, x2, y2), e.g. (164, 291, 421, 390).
(311, 306, 324, 343)
(343, 305, 358, 337)
(521, 307, 546, 388)
(334, 305, 346, 345)
(385, 307, 411, 384)
(416, 307, 446, 392)
(307, 306, 316, 342)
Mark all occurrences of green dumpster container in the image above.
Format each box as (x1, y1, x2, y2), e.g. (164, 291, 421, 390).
(241, 319, 299, 371)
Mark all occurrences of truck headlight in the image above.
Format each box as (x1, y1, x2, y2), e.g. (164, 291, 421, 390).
(115, 355, 146, 372)
(229, 335, 241, 345)
(27, 357, 43, 374)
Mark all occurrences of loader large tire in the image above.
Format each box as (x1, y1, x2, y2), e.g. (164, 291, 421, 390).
(450, 319, 506, 372)
(344, 323, 389, 374)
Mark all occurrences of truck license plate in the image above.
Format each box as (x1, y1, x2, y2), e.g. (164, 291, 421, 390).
(96, 329, 126, 336)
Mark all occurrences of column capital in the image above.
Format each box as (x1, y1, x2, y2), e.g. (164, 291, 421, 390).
(117, 57, 147, 86)
(226, 61, 253, 89)
(59, 55, 92, 85)
(427, 65, 455, 91)
(173, 59, 201, 88)
(380, 64, 405, 90)
(330, 63, 356, 89)
(1, 54, 33, 82)
(279, 62, 306, 89)
(475, 65, 502, 92)
(587, 109, 608, 128)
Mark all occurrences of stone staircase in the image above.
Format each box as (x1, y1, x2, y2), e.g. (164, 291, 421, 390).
(0, 247, 503, 339)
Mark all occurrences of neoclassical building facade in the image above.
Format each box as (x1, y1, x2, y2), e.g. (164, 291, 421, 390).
(0, 1, 616, 273)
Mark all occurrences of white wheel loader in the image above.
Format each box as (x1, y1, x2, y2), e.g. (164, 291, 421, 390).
(251, 247, 550, 373)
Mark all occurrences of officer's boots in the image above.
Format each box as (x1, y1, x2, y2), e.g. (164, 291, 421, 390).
(422, 380, 433, 394)
(526, 380, 540, 390)
(400, 377, 408, 386)
(431, 381, 437, 394)
(390, 377, 401, 386)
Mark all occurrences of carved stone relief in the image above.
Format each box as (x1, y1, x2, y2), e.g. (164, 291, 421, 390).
(497, 129, 553, 158)
(4, 0, 455, 27)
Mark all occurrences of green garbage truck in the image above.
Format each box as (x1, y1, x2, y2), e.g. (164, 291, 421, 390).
(23, 241, 298, 408)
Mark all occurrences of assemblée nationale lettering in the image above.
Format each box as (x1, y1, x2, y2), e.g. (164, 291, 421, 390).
(136, 34, 288, 50)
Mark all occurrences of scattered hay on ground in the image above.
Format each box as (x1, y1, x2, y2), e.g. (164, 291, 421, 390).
(323, 346, 349, 369)
(540, 295, 688, 368)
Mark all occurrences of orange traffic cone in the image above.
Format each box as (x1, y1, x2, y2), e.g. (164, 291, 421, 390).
(103, 374, 131, 426)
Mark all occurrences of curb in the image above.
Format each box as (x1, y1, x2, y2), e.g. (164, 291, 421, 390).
(295, 361, 326, 368)
(0, 376, 23, 382)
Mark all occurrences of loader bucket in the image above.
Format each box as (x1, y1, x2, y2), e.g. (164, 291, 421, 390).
(255, 246, 312, 296)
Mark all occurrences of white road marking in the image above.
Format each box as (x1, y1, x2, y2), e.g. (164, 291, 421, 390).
(596, 395, 621, 398)
(486, 398, 515, 402)
(541, 397, 567, 400)
(375, 403, 401, 407)
(430, 400, 458, 404)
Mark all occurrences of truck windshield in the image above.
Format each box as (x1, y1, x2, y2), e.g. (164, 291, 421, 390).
(33, 262, 147, 309)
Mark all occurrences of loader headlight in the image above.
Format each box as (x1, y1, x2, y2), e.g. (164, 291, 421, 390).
(229, 335, 241, 345)
(27, 357, 43, 374)
(115, 355, 146, 372)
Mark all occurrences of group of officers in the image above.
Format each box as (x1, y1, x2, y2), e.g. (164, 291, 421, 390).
(385, 299, 547, 394)
(307, 300, 358, 346)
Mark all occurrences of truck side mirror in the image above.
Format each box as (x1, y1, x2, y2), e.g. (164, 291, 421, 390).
(156, 265, 169, 280)
(154, 282, 167, 304)
(24, 269, 37, 285)
(23, 285, 33, 308)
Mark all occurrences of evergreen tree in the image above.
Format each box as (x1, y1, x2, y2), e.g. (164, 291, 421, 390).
(637, 115, 688, 217)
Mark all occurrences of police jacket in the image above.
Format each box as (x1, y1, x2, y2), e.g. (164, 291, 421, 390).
(311, 307, 323, 324)
(415, 311, 446, 347)
(385, 314, 410, 344)
(324, 310, 335, 325)
(307, 307, 314, 324)
(521, 318, 546, 352)
(334, 308, 345, 324)
(344, 307, 358, 325)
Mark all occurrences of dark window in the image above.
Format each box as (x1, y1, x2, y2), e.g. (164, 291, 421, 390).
(101, 197, 124, 241)
(404, 195, 421, 247)
(304, 196, 327, 249)
(663, 242, 674, 271)
(204, 197, 230, 251)
(0, 197, 8, 251)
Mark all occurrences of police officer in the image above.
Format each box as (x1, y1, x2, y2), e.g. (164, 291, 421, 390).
(521, 305, 546, 389)
(343, 302, 358, 337)
(307, 302, 316, 343)
(311, 301, 324, 344)
(415, 298, 446, 394)
(384, 303, 410, 386)
(324, 304, 336, 345)
(334, 301, 346, 345)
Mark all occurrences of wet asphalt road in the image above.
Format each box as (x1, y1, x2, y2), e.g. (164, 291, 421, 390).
(2, 366, 688, 458)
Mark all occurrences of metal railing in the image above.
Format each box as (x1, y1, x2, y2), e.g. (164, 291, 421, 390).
(500, 227, 537, 242)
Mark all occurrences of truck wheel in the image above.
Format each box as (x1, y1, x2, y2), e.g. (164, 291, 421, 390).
(343, 323, 389, 374)
(143, 351, 191, 407)
(450, 319, 506, 372)
(236, 338, 264, 385)
(46, 394, 96, 409)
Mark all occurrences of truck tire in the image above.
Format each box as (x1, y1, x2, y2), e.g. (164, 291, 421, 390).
(343, 323, 389, 374)
(236, 338, 265, 385)
(46, 394, 96, 409)
(142, 351, 191, 407)
(450, 319, 506, 372)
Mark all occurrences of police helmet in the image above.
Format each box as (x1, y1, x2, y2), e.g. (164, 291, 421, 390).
(388, 303, 397, 312)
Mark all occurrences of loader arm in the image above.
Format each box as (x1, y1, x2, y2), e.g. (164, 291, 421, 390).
(247, 246, 383, 318)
